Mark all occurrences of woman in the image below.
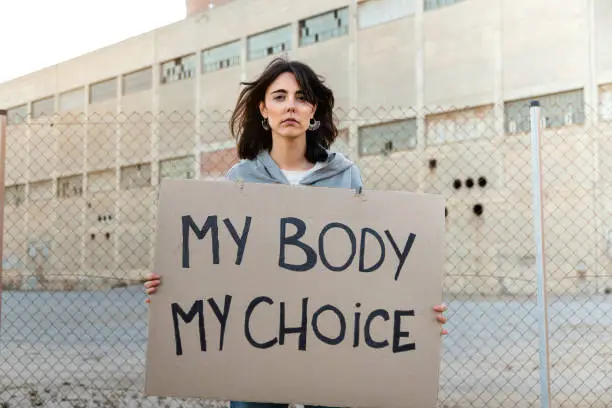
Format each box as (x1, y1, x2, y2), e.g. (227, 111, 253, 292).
(144, 57, 448, 408)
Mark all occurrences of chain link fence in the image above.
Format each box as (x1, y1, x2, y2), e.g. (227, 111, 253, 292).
(0, 103, 610, 408)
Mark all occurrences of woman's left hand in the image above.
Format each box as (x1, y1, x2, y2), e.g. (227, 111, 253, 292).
(434, 304, 449, 335)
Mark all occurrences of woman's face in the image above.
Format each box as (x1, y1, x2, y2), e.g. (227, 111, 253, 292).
(259, 72, 316, 140)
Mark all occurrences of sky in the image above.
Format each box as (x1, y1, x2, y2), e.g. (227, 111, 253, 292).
(0, 0, 185, 84)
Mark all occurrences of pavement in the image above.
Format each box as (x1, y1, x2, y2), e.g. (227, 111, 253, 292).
(1, 286, 610, 408)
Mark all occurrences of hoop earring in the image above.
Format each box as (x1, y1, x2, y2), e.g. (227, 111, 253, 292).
(262, 117, 270, 131)
(309, 118, 320, 131)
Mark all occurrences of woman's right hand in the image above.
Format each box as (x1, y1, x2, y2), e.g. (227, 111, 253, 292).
(144, 272, 161, 304)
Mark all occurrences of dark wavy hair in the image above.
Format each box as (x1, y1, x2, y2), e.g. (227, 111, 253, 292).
(229, 57, 338, 162)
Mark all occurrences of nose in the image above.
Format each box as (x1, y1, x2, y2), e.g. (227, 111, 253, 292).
(285, 96, 296, 111)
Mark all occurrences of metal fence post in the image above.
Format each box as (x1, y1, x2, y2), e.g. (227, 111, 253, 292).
(529, 100, 552, 408)
(0, 109, 7, 331)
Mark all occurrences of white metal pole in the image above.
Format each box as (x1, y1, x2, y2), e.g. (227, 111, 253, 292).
(0, 109, 7, 332)
(529, 100, 552, 408)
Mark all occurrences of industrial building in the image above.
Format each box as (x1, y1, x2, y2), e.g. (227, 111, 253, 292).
(1, 0, 611, 294)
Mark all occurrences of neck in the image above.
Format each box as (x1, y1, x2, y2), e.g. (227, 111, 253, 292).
(269, 133, 312, 170)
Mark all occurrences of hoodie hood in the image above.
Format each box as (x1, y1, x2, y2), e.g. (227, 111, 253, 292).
(226, 149, 363, 190)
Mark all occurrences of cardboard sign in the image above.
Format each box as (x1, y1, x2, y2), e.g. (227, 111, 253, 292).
(145, 179, 446, 408)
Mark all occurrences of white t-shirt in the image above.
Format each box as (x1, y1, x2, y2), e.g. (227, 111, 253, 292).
(281, 162, 323, 185)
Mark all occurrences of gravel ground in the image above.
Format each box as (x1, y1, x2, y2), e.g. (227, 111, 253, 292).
(1, 286, 610, 408)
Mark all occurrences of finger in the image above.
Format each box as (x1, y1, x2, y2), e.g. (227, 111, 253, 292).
(144, 280, 160, 289)
(436, 314, 447, 324)
(145, 287, 156, 295)
(433, 304, 448, 313)
(441, 328, 448, 336)
(145, 272, 160, 280)
(145, 298, 150, 304)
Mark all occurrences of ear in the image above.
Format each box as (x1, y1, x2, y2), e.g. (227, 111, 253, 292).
(311, 103, 318, 118)
(259, 101, 268, 118)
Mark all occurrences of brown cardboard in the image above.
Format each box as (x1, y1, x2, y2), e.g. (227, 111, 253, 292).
(144, 179, 446, 408)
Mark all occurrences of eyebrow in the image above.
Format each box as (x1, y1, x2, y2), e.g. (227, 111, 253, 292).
(270, 89, 304, 95)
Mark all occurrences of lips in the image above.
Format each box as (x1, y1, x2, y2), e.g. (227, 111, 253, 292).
(282, 118, 299, 125)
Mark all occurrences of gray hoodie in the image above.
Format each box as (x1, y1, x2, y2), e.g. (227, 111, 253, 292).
(225, 149, 363, 191)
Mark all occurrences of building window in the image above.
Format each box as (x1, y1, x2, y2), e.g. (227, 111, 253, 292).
(29, 180, 53, 202)
(120, 163, 151, 190)
(57, 175, 83, 198)
(358, 0, 416, 29)
(6, 184, 25, 207)
(424, 0, 464, 11)
(32, 97, 55, 119)
(426, 105, 494, 145)
(88, 170, 115, 193)
(202, 40, 241, 73)
(7, 105, 28, 125)
(161, 54, 196, 84)
(59, 88, 85, 112)
(247, 25, 292, 61)
(504, 89, 585, 135)
(123, 67, 152, 95)
(90, 77, 117, 104)
(159, 156, 195, 182)
(358, 119, 417, 156)
(299, 7, 349, 47)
